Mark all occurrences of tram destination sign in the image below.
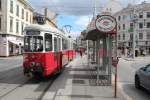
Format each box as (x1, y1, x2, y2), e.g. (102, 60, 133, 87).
(95, 15, 117, 34)
(26, 31, 40, 35)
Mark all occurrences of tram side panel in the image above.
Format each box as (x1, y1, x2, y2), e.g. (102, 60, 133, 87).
(68, 50, 73, 61)
(44, 52, 59, 76)
(62, 50, 69, 66)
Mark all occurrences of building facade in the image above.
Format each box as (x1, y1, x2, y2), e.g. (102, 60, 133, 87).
(114, 2, 150, 56)
(0, 0, 33, 56)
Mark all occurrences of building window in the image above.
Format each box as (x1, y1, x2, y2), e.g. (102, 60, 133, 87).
(147, 22, 150, 28)
(147, 33, 150, 39)
(16, 5, 19, 16)
(139, 23, 143, 29)
(139, 33, 143, 39)
(123, 24, 125, 30)
(10, 0, 13, 13)
(145, 41, 148, 45)
(10, 17, 13, 32)
(147, 12, 150, 18)
(0, 0, 1, 11)
(118, 16, 121, 21)
(123, 15, 126, 20)
(0, 16, 1, 31)
(118, 25, 120, 30)
(22, 9, 24, 19)
(21, 23, 24, 34)
(130, 34, 133, 40)
(130, 23, 133, 31)
(139, 12, 143, 18)
(123, 34, 125, 40)
(30, 14, 32, 23)
(16, 21, 19, 33)
(118, 35, 120, 40)
(26, 12, 28, 21)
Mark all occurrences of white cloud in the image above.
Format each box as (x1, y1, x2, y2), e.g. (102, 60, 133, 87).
(29, 0, 106, 16)
(70, 31, 81, 38)
(75, 16, 92, 29)
(29, 0, 149, 16)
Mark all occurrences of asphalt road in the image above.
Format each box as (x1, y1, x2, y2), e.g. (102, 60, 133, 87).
(118, 57, 150, 100)
(0, 56, 56, 100)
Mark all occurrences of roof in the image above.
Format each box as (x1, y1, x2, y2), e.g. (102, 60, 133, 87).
(18, 0, 34, 11)
(24, 24, 65, 37)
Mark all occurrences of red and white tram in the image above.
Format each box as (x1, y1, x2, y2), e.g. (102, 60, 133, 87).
(23, 24, 76, 77)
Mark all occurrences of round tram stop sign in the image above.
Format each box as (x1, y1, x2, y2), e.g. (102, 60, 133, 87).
(95, 15, 117, 34)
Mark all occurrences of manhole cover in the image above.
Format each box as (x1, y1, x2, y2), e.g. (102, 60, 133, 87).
(72, 79, 85, 84)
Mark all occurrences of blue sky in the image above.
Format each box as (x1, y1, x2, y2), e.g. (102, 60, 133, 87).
(28, 0, 148, 37)
(56, 15, 91, 37)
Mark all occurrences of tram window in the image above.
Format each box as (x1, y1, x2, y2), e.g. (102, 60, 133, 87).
(66, 40, 68, 49)
(45, 33, 52, 51)
(24, 36, 43, 52)
(62, 38, 65, 50)
(33, 36, 43, 52)
(62, 38, 67, 50)
(24, 36, 33, 52)
(54, 37, 57, 52)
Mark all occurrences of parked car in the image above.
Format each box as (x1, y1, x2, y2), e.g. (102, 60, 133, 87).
(135, 64, 150, 91)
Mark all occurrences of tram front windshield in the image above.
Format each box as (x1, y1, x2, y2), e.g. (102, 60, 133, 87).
(24, 36, 43, 52)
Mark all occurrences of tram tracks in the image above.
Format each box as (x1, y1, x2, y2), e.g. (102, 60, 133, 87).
(0, 80, 30, 99)
(0, 75, 58, 100)
(37, 76, 57, 100)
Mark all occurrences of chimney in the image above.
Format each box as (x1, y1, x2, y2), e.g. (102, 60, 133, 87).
(141, 1, 146, 4)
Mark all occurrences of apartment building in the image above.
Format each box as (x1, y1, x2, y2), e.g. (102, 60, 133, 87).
(114, 1, 150, 55)
(0, 0, 33, 56)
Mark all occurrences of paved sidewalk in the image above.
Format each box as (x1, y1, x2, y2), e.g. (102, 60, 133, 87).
(122, 55, 150, 61)
(42, 55, 127, 100)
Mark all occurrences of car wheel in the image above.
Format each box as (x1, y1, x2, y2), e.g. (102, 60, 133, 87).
(135, 75, 141, 89)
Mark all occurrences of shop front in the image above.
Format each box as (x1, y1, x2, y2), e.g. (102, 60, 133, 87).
(0, 34, 23, 57)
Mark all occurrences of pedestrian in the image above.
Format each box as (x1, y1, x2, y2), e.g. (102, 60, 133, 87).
(80, 49, 82, 58)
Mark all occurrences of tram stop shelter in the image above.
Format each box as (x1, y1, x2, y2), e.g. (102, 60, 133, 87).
(81, 15, 117, 86)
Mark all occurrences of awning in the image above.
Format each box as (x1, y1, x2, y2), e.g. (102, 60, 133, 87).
(81, 15, 117, 41)
(8, 40, 23, 46)
(81, 18, 108, 41)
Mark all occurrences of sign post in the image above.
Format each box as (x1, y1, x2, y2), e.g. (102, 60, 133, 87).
(96, 15, 118, 98)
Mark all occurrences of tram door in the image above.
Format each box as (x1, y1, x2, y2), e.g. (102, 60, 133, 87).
(54, 35, 61, 69)
(54, 36, 58, 68)
(57, 37, 61, 69)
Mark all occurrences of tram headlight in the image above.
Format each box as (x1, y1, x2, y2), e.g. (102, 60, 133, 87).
(30, 62, 36, 67)
(30, 62, 42, 67)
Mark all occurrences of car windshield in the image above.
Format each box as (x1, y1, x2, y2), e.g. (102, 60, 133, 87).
(24, 36, 43, 52)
